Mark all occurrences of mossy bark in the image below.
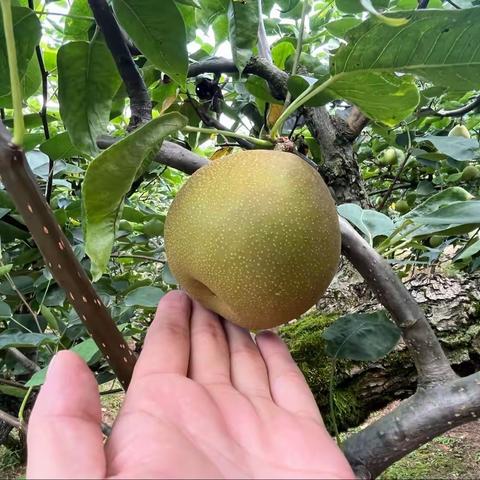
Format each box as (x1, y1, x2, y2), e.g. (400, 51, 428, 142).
(280, 270, 480, 433)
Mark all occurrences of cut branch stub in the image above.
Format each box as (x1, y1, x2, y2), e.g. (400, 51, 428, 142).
(0, 126, 135, 388)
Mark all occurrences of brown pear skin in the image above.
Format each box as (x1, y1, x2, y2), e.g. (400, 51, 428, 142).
(164, 149, 341, 330)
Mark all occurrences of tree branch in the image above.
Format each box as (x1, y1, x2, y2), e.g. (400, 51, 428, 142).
(343, 372, 480, 478)
(419, 95, 480, 118)
(0, 123, 136, 388)
(87, 0, 151, 129)
(377, 152, 411, 210)
(0, 408, 22, 430)
(7, 348, 40, 373)
(339, 217, 456, 386)
(97, 137, 209, 174)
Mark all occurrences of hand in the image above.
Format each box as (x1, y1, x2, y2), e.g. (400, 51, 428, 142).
(27, 290, 355, 479)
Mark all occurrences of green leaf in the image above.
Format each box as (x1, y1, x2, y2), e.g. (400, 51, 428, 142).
(245, 75, 281, 104)
(112, 0, 188, 88)
(83, 112, 187, 280)
(325, 17, 362, 38)
(25, 338, 101, 388)
(416, 135, 479, 161)
(331, 8, 480, 92)
(335, 0, 388, 14)
(323, 311, 401, 361)
(271, 40, 296, 70)
(338, 203, 394, 244)
(64, 0, 94, 40)
(40, 305, 59, 332)
(124, 286, 165, 308)
(413, 201, 480, 226)
(71, 337, 100, 363)
(454, 238, 480, 261)
(58, 38, 122, 156)
(0, 384, 27, 398)
(0, 300, 12, 317)
(0, 56, 41, 107)
(0, 332, 57, 350)
(327, 72, 420, 126)
(40, 131, 81, 160)
(228, 0, 259, 74)
(0, 6, 41, 97)
(162, 263, 178, 285)
(25, 367, 46, 387)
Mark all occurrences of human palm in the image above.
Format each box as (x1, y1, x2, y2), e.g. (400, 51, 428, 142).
(27, 291, 354, 479)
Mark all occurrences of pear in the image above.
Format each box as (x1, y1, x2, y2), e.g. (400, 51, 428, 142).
(164, 150, 340, 330)
(448, 125, 470, 138)
(461, 165, 480, 181)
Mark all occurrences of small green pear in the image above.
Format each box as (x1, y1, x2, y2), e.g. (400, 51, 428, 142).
(429, 235, 443, 248)
(461, 165, 480, 181)
(143, 218, 164, 238)
(448, 125, 470, 138)
(164, 150, 341, 330)
(395, 200, 410, 214)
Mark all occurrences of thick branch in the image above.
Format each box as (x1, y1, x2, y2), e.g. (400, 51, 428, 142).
(343, 372, 480, 478)
(0, 124, 136, 388)
(97, 137, 209, 174)
(188, 56, 288, 100)
(339, 218, 456, 387)
(88, 0, 151, 128)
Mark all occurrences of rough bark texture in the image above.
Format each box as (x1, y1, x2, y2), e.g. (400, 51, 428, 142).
(304, 107, 370, 206)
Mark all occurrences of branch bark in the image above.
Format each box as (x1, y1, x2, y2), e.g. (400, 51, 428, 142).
(88, 0, 151, 129)
(7, 347, 40, 373)
(343, 372, 480, 478)
(419, 95, 480, 118)
(0, 408, 22, 430)
(0, 124, 136, 388)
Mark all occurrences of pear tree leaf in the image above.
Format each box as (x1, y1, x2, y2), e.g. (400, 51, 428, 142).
(323, 311, 401, 361)
(228, 0, 259, 74)
(112, 0, 188, 88)
(57, 38, 122, 156)
(83, 112, 187, 280)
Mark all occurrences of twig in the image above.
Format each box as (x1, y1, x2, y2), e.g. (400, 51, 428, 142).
(0, 408, 22, 430)
(378, 152, 411, 210)
(6, 348, 40, 372)
(444, 0, 461, 8)
(87, 0, 151, 129)
(111, 253, 164, 263)
(183, 126, 273, 148)
(185, 92, 255, 150)
(419, 95, 480, 118)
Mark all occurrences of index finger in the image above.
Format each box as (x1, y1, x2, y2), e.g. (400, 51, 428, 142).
(130, 290, 192, 384)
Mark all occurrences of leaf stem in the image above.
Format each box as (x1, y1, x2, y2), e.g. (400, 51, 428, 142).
(269, 75, 336, 138)
(183, 126, 274, 148)
(0, 0, 25, 145)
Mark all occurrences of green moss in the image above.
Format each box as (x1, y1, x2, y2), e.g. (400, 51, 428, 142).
(280, 312, 361, 433)
(379, 436, 479, 479)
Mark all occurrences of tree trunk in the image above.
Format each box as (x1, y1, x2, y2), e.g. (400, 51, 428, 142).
(280, 268, 480, 432)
